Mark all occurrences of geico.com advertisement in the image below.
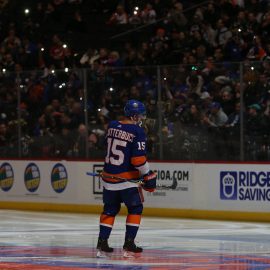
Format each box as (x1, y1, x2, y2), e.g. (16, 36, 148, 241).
(89, 162, 193, 209)
(144, 162, 193, 209)
(195, 164, 270, 212)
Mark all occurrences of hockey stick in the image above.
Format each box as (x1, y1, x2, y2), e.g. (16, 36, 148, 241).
(86, 172, 177, 190)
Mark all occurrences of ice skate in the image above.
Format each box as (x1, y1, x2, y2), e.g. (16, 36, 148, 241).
(123, 238, 143, 258)
(96, 238, 114, 258)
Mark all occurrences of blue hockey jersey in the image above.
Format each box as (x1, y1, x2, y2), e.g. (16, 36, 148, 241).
(102, 120, 150, 190)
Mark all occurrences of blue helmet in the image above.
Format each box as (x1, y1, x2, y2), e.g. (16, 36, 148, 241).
(124, 100, 146, 117)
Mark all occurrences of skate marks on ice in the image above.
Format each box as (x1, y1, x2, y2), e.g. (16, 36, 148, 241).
(0, 210, 270, 269)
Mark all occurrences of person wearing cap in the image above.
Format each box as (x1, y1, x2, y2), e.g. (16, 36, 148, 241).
(201, 101, 229, 159)
(245, 103, 266, 159)
(246, 103, 263, 137)
(200, 91, 212, 115)
(202, 101, 228, 127)
(246, 103, 269, 136)
(248, 103, 261, 111)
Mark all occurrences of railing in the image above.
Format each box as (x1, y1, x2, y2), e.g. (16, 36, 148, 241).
(0, 61, 269, 161)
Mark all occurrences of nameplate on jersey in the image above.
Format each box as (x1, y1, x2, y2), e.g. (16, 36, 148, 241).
(107, 128, 135, 142)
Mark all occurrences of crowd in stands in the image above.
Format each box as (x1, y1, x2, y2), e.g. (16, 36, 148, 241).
(1, 0, 270, 160)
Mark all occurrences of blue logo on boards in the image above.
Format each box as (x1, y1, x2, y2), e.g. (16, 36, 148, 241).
(24, 163, 40, 192)
(51, 163, 68, 193)
(220, 171, 270, 201)
(0, 162, 14, 192)
(220, 171, 237, 200)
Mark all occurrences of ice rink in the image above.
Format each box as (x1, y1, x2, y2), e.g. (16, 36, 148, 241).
(0, 210, 270, 269)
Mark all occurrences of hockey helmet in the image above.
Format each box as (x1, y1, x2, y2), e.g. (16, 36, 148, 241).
(124, 100, 146, 117)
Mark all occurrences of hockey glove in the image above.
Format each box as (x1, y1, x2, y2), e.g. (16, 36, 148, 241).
(143, 170, 157, 192)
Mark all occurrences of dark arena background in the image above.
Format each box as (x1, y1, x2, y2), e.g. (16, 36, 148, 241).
(0, 0, 270, 269)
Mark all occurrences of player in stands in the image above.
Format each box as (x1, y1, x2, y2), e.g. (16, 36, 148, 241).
(96, 99, 157, 258)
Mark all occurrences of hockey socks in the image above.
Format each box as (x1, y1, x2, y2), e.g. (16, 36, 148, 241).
(123, 214, 142, 257)
(125, 214, 141, 239)
(98, 214, 115, 239)
(97, 213, 143, 258)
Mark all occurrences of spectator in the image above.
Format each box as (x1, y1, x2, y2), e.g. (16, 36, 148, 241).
(219, 88, 235, 116)
(18, 37, 38, 69)
(3, 29, 21, 54)
(69, 101, 84, 129)
(49, 34, 70, 69)
(26, 78, 45, 117)
(202, 101, 228, 127)
(167, 2, 187, 31)
(246, 35, 267, 60)
(186, 73, 204, 97)
(137, 42, 151, 65)
(54, 126, 74, 157)
(2, 53, 15, 71)
(216, 19, 232, 47)
(201, 21, 217, 48)
(0, 123, 8, 149)
(225, 101, 241, 128)
(211, 75, 231, 99)
(180, 103, 202, 129)
(213, 47, 225, 63)
(133, 68, 153, 97)
(98, 48, 109, 65)
(73, 123, 88, 157)
(107, 4, 128, 25)
(33, 105, 55, 136)
(245, 103, 265, 160)
(1, 0, 270, 161)
(199, 91, 213, 114)
(150, 28, 169, 52)
(107, 51, 123, 67)
(245, 103, 263, 137)
(260, 10, 270, 39)
(79, 48, 99, 67)
(246, 12, 260, 33)
(124, 48, 138, 66)
(141, 3, 156, 24)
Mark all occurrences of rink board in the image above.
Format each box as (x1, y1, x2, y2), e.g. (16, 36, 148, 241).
(0, 160, 270, 221)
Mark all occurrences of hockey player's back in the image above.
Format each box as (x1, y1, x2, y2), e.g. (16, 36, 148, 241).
(96, 100, 157, 258)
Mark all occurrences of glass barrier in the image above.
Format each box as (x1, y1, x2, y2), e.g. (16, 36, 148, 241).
(0, 61, 269, 161)
(242, 61, 270, 161)
(158, 63, 242, 161)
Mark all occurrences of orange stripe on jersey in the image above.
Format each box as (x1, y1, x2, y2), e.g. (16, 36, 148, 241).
(102, 171, 140, 182)
(126, 214, 141, 226)
(100, 214, 115, 227)
(131, 156, 146, 166)
(119, 120, 133, 124)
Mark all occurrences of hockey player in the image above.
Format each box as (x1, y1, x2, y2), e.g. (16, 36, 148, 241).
(96, 99, 157, 258)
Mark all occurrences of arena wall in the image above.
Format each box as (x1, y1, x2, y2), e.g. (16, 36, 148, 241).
(0, 160, 269, 222)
